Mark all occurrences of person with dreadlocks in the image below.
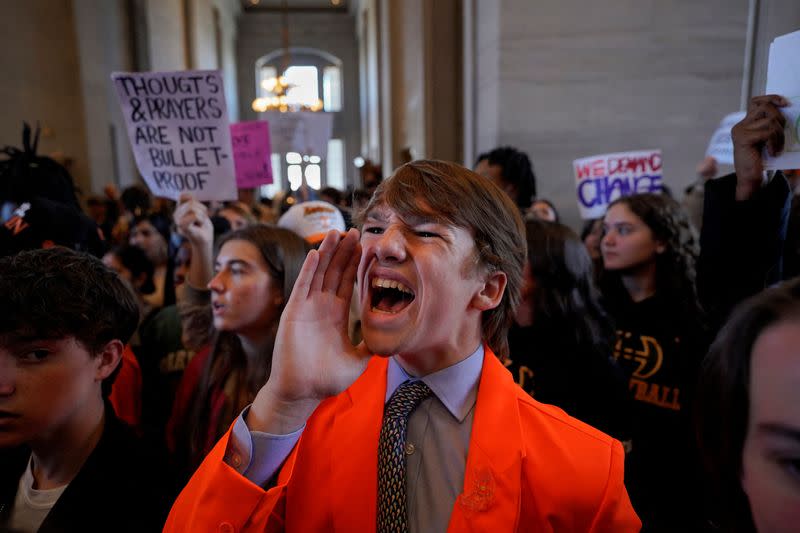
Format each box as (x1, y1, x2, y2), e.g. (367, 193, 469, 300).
(0, 123, 107, 257)
(474, 146, 538, 211)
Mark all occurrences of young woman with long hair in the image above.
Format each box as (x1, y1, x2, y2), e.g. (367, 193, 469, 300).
(167, 204, 309, 478)
(600, 192, 708, 531)
(696, 279, 800, 533)
(507, 219, 629, 440)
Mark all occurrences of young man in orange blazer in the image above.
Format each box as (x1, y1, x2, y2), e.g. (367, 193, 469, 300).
(165, 161, 640, 532)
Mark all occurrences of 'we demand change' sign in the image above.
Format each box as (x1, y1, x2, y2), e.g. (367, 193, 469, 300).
(112, 70, 238, 201)
(573, 149, 663, 219)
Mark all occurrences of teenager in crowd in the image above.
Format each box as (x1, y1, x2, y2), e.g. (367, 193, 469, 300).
(600, 192, 708, 530)
(216, 201, 256, 231)
(101, 245, 157, 431)
(0, 124, 107, 258)
(507, 219, 630, 440)
(167, 198, 309, 480)
(698, 94, 792, 330)
(102, 245, 156, 310)
(526, 198, 559, 223)
(129, 212, 172, 310)
(165, 160, 639, 532)
(696, 279, 800, 533)
(474, 146, 537, 211)
(0, 248, 166, 532)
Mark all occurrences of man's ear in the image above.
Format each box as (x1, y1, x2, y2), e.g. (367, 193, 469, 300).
(471, 271, 507, 311)
(94, 339, 124, 382)
(655, 240, 667, 254)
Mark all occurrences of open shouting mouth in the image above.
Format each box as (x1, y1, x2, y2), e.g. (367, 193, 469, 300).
(370, 277, 415, 314)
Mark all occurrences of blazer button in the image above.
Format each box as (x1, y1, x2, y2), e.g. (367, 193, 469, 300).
(218, 522, 235, 533)
(404, 442, 416, 455)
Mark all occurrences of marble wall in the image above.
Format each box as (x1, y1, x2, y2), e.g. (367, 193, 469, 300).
(469, 0, 750, 228)
(0, 0, 240, 195)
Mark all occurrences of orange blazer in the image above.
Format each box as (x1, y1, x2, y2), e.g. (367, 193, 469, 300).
(165, 347, 641, 532)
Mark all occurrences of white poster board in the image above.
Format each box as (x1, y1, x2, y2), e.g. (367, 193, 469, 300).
(112, 70, 238, 201)
(765, 29, 800, 171)
(263, 111, 334, 157)
(705, 112, 747, 165)
(573, 149, 663, 220)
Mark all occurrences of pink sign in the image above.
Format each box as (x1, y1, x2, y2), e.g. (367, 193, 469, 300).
(230, 120, 273, 188)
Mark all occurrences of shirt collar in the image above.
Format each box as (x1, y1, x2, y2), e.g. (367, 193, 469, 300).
(385, 344, 484, 423)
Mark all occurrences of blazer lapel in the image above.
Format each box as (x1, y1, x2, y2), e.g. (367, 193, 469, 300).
(448, 348, 524, 532)
(329, 356, 388, 533)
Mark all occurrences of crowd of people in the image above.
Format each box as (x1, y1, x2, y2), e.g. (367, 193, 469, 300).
(0, 94, 798, 532)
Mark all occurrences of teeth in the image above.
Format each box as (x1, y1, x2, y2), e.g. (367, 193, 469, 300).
(371, 277, 413, 295)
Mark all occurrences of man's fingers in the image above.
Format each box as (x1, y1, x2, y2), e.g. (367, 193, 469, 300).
(309, 230, 342, 292)
(749, 94, 790, 111)
(337, 241, 362, 301)
(291, 249, 320, 301)
(766, 121, 786, 157)
(321, 229, 360, 293)
(735, 114, 787, 157)
(179, 192, 194, 204)
(744, 101, 786, 127)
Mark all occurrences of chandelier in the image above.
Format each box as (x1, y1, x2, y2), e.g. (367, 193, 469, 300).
(251, 0, 323, 113)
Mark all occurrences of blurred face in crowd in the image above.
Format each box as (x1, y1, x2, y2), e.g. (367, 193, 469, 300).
(601, 203, 664, 271)
(173, 242, 192, 288)
(129, 220, 168, 266)
(219, 207, 250, 231)
(475, 161, 504, 188)
(741, 318, 800, 533)
(102, 252, 134, 287)
(529, 200, 557, 222)
(208, 240, 282, 338)
(86, 201, 107, 225)
(0, 336, 118, 448)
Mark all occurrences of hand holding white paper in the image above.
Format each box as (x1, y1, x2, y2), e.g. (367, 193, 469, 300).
(764, 29, 800, 171)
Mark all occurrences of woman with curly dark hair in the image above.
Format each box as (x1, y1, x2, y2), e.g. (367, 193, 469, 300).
(506, 219, 630, 440)
(600, 193, 709, 531)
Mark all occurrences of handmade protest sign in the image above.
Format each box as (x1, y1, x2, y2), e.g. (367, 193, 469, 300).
(264, 111, 333, 156)
(112, 70, 238, 201)
(705, 112, 746, 165)
(573, 149, 663, 220)
(765, 29, 800, 171)
(230, 120, 273, 188)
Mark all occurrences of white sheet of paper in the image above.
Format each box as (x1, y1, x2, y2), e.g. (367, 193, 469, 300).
(765, 29, 800, 170)
(112, 70, 238, 201)
(705, 111, 747, 165)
